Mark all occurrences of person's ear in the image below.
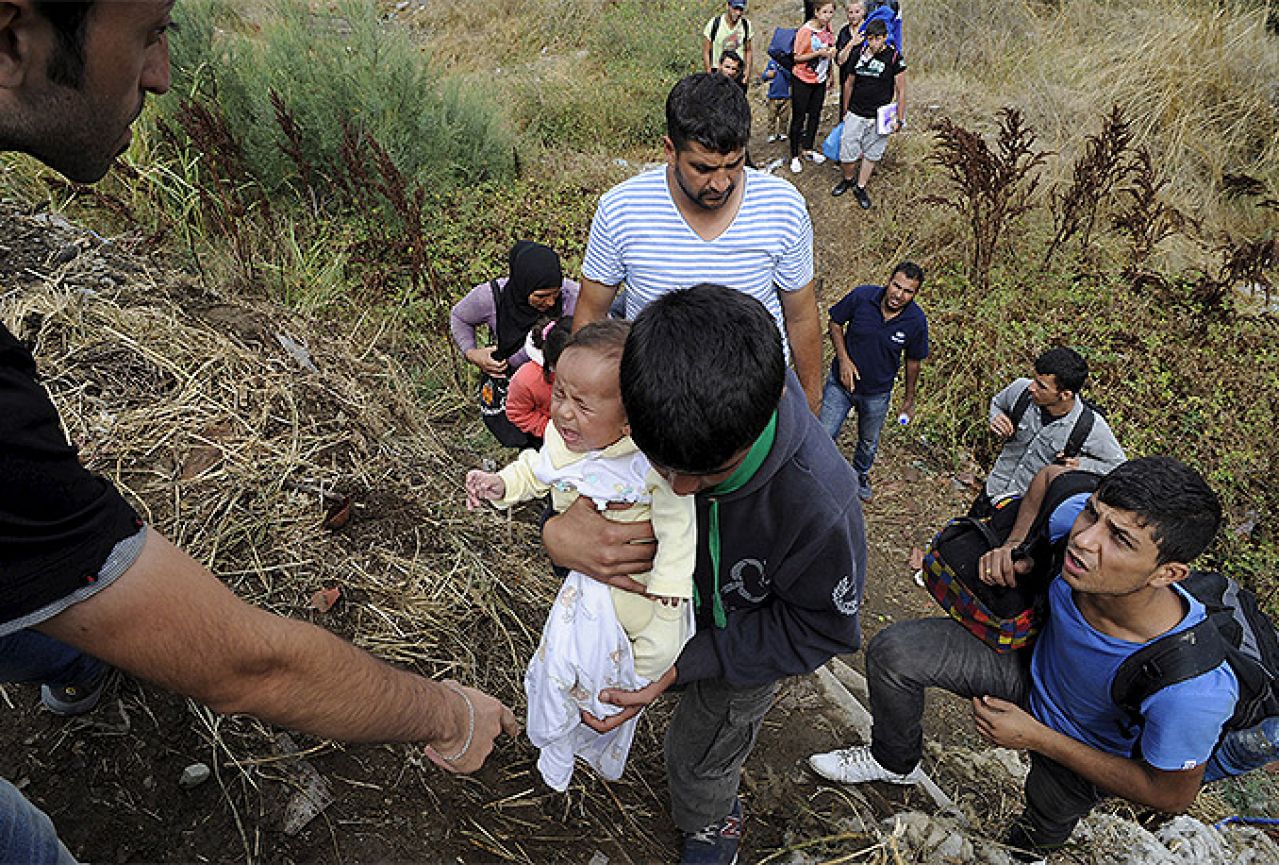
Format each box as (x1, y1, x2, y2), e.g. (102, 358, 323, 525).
(0, 1, 47, 90)
(1148, 561, 1190, 589)
(662, 136, 677, 164)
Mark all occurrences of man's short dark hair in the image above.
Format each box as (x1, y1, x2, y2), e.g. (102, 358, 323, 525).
(621, 284, 784, 473)
(892, 261, 924, 286)
(1035, 346, 1088, 394)
(1095, 457, 1221, 565)
(33, 1, 95, 88)
(864, 18, 888, 37)
(665, 73, 751, 154)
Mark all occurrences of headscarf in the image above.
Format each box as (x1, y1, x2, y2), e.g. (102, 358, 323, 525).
(495, 241, 563, 361)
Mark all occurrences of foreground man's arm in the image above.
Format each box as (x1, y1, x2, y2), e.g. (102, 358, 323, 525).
(37, 531, 519, 773)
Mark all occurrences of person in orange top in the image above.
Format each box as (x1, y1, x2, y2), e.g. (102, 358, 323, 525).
(788, 1, 838, 174)
(506, 318, 573, 440)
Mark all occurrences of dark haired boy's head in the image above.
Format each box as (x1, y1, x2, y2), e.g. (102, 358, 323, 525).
(718, 50, 744, 82)
(1034, 346, 1088, 395)
(542, 316, 574, 380)
(864, 18, 888, 37)
(665, 73, 751, 155)
(621, 285, 784, 484)
(4, 1, 173, 184)
(1093, 457, 1221, 565)
(552, 320, 632, 453)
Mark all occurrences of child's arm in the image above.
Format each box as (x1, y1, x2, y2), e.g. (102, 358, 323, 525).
(630, 597, 691, 681)
(641, 471, 697, 600)
(465, 470, 506, 510)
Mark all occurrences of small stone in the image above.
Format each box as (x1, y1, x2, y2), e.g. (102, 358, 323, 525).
(54, 243, 80, 264)
(179, 762, 211, 789)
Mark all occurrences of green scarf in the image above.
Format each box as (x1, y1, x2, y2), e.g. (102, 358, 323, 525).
(696, 410, 778, 629)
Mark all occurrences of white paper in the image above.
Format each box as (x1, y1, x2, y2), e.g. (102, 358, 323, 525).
(877, 102, 898, 135)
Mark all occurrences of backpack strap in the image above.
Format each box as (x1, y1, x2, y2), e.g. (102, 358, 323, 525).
(1062, 403, 1096, 460)
(1008, 384, 1033, 428)
(710, 14, 720, 44)
(487, 279, 509, 361)
(1111, 617, 1231, 723)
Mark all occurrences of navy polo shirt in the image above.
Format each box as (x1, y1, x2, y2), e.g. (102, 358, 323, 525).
(828, 284, 929, 395)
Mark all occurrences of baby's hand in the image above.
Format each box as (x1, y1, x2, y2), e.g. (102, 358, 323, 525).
(465, 470, 506, 510)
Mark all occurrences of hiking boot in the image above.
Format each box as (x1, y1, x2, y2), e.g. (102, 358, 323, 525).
(808, 746, 922, 785)
(41, 668, 109, 716)
(789, 157, 803, 174)
(854, 186, 872, 209)
(681, 799, 743, 864)
(832, 178, 853, 197)
(807, 150, 827, 164)
(858, 475, 873, 502)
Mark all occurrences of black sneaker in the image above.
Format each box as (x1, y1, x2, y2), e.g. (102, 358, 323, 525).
(854, 186, 872, 209)
(41, 668, 109, 716)
(831, 179, 853, 197)
(681, 799, 743, 864)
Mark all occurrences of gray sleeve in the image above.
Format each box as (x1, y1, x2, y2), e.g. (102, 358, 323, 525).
(989, 378, 1028, 423)
(1078, 416, 1126, 474)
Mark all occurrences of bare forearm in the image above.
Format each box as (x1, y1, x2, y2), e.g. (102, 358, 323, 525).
(782, 284, 824, 412)
(1030, 725, 1200, 812)
(828, 321, 851, 363)
(574, 278, 616, 331)
(902, 358, 921, 405)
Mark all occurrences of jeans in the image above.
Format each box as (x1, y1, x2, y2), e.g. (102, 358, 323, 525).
(866, 618, 1097, 849)
(1205, 716, 1279, 781)
(664, 677, 778, 833)
(789, 77, 827, 157)
(819, 373, 892, 479)
(0, 778, 77, 864)
(0, 629, 105, 690)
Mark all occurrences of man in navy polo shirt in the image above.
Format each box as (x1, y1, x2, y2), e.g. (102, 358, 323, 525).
(819, 261, 928, 501)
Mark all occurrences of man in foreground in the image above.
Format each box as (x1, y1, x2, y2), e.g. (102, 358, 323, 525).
(1, 2, 517, 859)
(809, 457, 1238, 859)
(547, 285, 866, 864)
(574, 73, 824, 414)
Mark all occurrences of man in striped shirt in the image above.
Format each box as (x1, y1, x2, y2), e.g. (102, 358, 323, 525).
(573, 73, 824, 414)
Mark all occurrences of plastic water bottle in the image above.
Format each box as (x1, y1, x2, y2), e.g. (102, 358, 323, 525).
(897, 413, 910, 426)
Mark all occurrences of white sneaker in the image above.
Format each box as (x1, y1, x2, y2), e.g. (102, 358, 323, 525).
(789, 157, 803, 174)
(767, 134, 779, 143)
(808, 150, 827, 164)
(808, 746, 922, 785)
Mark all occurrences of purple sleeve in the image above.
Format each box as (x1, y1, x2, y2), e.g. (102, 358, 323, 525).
(450, 281, 500, 355)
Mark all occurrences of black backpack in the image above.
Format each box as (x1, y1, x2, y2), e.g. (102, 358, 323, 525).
(1007, 385, 1100, 462)
(1111, 571, 1279, 750)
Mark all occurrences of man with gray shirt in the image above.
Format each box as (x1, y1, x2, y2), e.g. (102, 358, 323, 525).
(975, 347, 1125, 516)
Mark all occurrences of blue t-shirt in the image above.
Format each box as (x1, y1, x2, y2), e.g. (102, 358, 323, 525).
(828, 284, 929, 396)
(1030, 576, 1237, 771)
(761, 58, 792, 99)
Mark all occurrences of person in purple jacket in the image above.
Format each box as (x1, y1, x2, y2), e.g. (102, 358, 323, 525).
(543, 284, 866, 864)
(449, 241, 580, 377)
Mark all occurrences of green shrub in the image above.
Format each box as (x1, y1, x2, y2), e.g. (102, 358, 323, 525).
(160, 0, 514, 196)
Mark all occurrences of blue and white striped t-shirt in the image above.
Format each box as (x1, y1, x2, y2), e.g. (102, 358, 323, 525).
(581, 167, 815, 348)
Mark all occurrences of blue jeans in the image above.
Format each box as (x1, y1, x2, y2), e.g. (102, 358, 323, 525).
(0, 629, 105, 690)
(0, 778, 77, 864)
(1205, 716, 1279, 781)
(819, 373, 892, 479)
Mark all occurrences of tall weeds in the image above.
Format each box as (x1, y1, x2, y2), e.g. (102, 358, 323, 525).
(925, 108, 1048, 290)
(1044, 104, 1134, 267)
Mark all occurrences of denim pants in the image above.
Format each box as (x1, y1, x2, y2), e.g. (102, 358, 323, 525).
(0, 628, 105, 690)
(664, 677, 778, 833)
(0, 778, 77, 864)
(866, 617, 1102, 849)
(819, 373, 892, 479)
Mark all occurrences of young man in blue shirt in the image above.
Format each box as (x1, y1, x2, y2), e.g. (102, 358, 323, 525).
(820, 261, 929, 502)
(809, 457, 1238, 860)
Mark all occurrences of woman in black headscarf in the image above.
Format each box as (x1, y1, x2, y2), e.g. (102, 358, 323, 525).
(450, 241, 580, 376)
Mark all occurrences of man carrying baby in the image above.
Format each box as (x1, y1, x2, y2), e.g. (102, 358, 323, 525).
(544, 284, 868, 864)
